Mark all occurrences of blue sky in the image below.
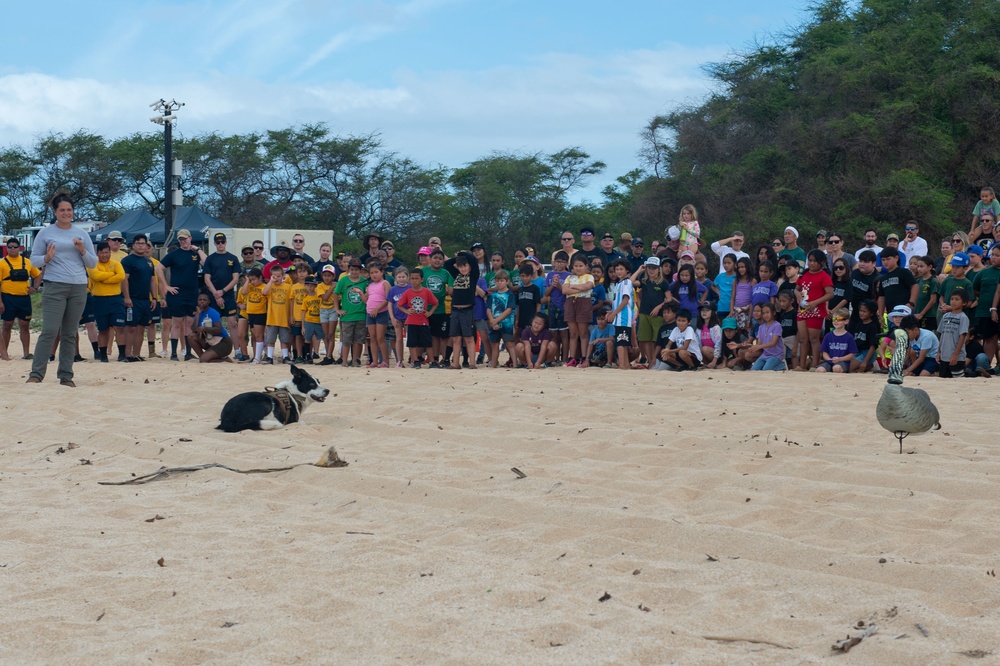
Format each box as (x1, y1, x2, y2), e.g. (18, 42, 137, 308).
(0, 0, 808, 202)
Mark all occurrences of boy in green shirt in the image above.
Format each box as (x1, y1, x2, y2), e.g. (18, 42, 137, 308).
(938, 253, 975, 322)
(422, 248, 454, 366)
(333, 258, 369, 366)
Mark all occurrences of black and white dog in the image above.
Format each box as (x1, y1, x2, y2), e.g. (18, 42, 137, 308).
(217, 364, 330, 432)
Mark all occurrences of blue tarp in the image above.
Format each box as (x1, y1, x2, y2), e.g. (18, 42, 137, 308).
(92, 207, 230, 244)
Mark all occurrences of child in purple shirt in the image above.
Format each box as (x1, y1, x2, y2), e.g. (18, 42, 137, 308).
(815, 308, 858, 373)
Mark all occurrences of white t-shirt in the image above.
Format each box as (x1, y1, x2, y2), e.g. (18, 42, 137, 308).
(854, 244, 883, 260)
(668, 325, 703, 361)
(710, 242, 749, 276)
(900, 236, 928, 263)
(611, 280, 634, 327)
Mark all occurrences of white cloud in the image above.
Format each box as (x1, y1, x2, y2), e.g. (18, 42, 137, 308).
(0, 43, 720, 202)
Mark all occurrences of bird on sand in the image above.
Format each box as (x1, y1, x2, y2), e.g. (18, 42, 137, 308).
(877, 328, 941, 453)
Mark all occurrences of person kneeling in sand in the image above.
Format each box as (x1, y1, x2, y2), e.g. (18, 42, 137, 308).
(188, 293, 233, 362)
(517, 312, 556, 369)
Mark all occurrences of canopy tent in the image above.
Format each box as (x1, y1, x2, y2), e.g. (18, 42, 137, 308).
(91, 207, 230, 245)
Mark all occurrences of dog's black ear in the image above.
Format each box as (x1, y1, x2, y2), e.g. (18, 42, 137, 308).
(289, 363, 301, 376)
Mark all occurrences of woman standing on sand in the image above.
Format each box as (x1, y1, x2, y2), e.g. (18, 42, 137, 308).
(26, 193, 97, 387)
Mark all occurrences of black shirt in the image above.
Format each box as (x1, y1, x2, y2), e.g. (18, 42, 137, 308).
(638, 277, 669, 315)
(203, 251, 240, 291)
(160, 247, 202, 292)
(778, 307, 797, 337)
(879, 267, 916, 311)
(655, 322, 677, 350)
(849, 319, 881, 352)
(831, 278, 854, 312)
(120, 253, 155, 301)
(444, 252, 481, 308)
(516, 283, 542, 330)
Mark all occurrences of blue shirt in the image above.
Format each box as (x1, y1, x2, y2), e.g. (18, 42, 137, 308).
(714, 272, 736, 313)
(910, 328, 939, 359)
(198, 307, 229, 338)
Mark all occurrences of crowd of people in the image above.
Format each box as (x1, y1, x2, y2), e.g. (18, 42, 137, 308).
(7, 190, 1000, 384)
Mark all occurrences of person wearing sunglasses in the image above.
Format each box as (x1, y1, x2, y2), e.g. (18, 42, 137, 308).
(899, 220, 928, 264)
(203, 233, 241, 336)
(824, 233, 856, 273)
(551, 232, 576, 265)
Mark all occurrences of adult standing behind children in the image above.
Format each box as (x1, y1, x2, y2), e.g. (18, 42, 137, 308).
(159, 229, 207, 361)
(203, 233, 240, 335)
(824, 233, 856, 273)
(598, 232, 625, 267)
(27, 193, 98, 386)
(0, 238, 41, 361)
(854, 229, 883, 260)
(710, 232, 749, 276)
(778, 226, 807, 269)
(899, 220, 929, 265)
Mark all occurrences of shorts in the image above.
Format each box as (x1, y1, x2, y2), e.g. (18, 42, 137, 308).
(474, 319, 490, 334)
(93, 295, 126, 331)
(548, 305, 567, 330)
(797, 314, 823, 330)
(209, 337, 233, 358)
(429, 313, 450, 339)
(637, 314, 663, 342)
(977, 316, 1000, 338)
(151, 307, 162, 324)
(320, 307, 339, 324)
(819, 360, 851, 372)
(126, 299, 152, 327)
(853, 351, 872, 365)
(782, 335, 797, 359)
(290, 324, 302, 337)
(303, 321, 324, 342)
(264, 325, 291, 345)
(341, 319, 367, 345)
(219, 292, 237, 318)
(564, 296, 593, 324)
(248, 313, 267, 327)
(406, 324, 432, 349)
(614, 326, 633, 348)
(448, 308, 475, 337)
(166, 291, 197, 319)
(79, 293, 95, 325)
(913, 357, 939, 375)
(589, 346, 608, 364)
(366, 310, 390, 326)
(1, 293, 32, 322)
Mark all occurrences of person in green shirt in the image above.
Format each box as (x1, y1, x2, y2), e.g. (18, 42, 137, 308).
(912, 255, 939, 330)
(938, 254, 975, 324)
(333, 259, 369, 366)
(422, 248, 454, 366)
(777, 226, 807, 269)
(972, 244, 1000, 370)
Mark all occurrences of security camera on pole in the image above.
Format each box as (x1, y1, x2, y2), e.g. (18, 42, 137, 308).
(149, 99, 185, 245)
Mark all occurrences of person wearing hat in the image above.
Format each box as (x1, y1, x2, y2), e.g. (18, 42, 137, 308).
(240, 245, 264, 275)
(290, 234, 315, 265)
(661, 226, 682, 262)
(964, 243, 986, 276)
(626, 237, 648, 273)
(618, 232, 634, 257)
(106, 230, 128, 262)
(876, 246, 917, 321)
(359, 233, 384, 265)
(263, 243, 294, 281)
(159, 229, 208, 360)
(0, 237, 42, 361)
(578, 227, 601, 264)
(633, 255, 669, 365)
(876, 233, 907, 274)
(815, 229, 828, 252)
(777, 226, 807, 269)
(599, 232, 625, 267)
(203, 232, 241, 335)
(938, 252, 974, 326)
(470, 242, 488, 274)
(719, 316, 751, 370)
(381, 241, 402, 271)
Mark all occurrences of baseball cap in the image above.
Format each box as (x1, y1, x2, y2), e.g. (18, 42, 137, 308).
(699, 301, 715, 310)
(966, 244, 984, 256)
(680, 250, 695, 259)
(380, 240, 394, 249)
(784, 226, 799, 238)
(889, 305, 912, 318)
(644, 256, 660, 267)
(886, 233, 900, 241)
(722, 318, 738, 330)
(601, 232, 614, 240)
(304, 276, 319, 285)
(580, 226, 595, 236)
(213, 232, 227, 243)
(620, 232, 633, 242)
(322, 264, 336, 273)
(176, 229, 191, 239)
(632, 237, 644, 246)
(949, 252, 970, 267)
(348, 258, 363, 268)
(667, 225, 681, 241)
(417, 246, 432, 256)
(470, 242, 485, 250)
(428, 236, 442, 245)
(6, 238, 20, 247)
(107, 230, 124, 240)
(816, 229, 827, 237)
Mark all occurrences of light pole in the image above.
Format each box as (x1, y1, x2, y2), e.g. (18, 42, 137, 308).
(149, 99, 184, 244)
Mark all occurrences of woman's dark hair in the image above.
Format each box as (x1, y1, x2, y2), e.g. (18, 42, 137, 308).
(670, 265, 696, 298)
(698, 306, 720, 329)
(735, 256, 754, 281)
(50, 191, 74, 211)
(832, 258, 849, 279)
(756, 244, 778, 271)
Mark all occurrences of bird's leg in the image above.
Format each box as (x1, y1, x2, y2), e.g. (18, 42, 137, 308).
(895, 430, 909, 454)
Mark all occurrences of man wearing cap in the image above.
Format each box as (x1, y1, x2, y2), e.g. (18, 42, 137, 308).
(599, 232, 625, 267)
(815, 230, 828, 253)
(239, 245, 264, 275)
(203, 232, 241, 334)
(877, 246, 917, 320)
(854, 228, 883, 260)
(159, 229, 208, 360)
(777, 226, 807, 269)
(0, 237, 41, 360)
(899, 220, 928, 264)
(382, 241, 402, 271)
(359, 233, 384, 265)
(710, 232, 750, 276)
(618, 232, 634, 257)
(290, 234, 315, 265)
(106, 230, 129, 262)
(263, 244, 294, 281)
(626, 237, 648, 273)
(660, 226, 682, 262)
(578, 227, 601, 264)
(876, 233, 907, 273)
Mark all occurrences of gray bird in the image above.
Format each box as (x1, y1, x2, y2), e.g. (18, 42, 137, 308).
(877, 328, 941, 453)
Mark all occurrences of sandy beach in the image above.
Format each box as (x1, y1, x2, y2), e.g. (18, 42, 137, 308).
(1, 351, 999, 664)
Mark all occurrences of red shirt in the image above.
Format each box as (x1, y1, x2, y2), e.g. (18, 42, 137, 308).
(397, 288, 438, 326)
(796, 269, 834, 320)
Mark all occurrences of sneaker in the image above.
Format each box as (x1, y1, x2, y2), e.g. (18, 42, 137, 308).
(118, 356, 128, 362)
(251, 358, 262, 365)
(73, 354, 85, 362)
(26, 376, 41, 384)
(566, 358, 578, 367)
(428, 361, 440, 369)
(304, 357, 314, 364)
(23, 353, 33, 360)
(233, 351, 245, 362)
(413, 362, 422, 369)
(60, 379, 76, 387)
(170, 354, 179, 361)
(159, 350, 169, 359)
(979, 367, 993, 379)
(318, 357, 334, 366)
(184, 354, 195, 361)
(282, 357, 294, 364)
(293, 356, 305, 364)
(334, 358, 343, 365)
